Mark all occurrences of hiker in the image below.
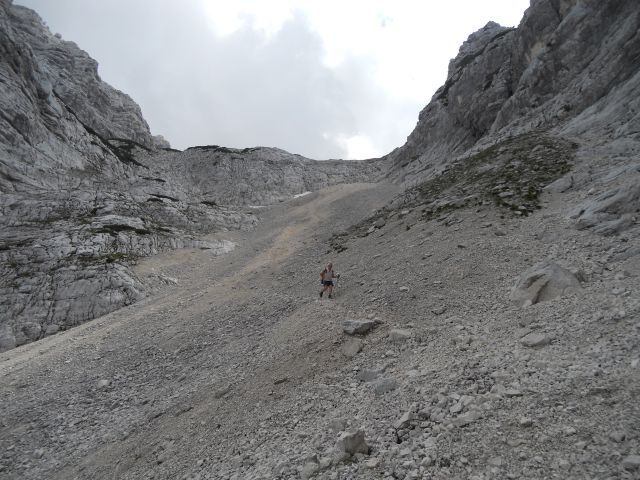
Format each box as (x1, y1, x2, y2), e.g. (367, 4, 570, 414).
(319, 262, 340, 298)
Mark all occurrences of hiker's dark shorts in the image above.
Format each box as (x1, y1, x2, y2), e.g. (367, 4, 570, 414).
(321, 280, 334, 286)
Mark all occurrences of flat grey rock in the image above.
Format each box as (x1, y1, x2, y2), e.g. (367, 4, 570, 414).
(510, 261, 582, 307)
(336, 430, 369, 455)
(342, 320, 378, 336)
(520, 332, 551, 348)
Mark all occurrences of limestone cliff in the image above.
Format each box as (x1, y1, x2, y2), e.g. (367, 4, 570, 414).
(386, 0, 640, 184)
(0, 0, 382, 351)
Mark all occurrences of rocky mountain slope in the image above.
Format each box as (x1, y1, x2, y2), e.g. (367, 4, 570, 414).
(0, 0, 639, 478)
(385, 0, 640, 185)
(0, 0, 384, 351)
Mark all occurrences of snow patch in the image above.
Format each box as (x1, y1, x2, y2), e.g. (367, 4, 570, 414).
(294, 191, 312, 198)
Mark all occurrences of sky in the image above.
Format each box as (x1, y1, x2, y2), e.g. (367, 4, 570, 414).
(17, 0, 530, 159)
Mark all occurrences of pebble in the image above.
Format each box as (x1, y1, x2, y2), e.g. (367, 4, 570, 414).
(372, 377, 397, 395)
(519, 417, 533, 427)
(389, 329, 412, 342)
(520, 332, 551, 347)
(336, 430, 369, 455)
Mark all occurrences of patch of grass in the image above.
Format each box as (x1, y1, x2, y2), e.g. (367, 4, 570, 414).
(331, 132, 576, 252)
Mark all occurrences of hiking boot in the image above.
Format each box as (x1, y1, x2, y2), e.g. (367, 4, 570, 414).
(328, 294, 332, 299)
(319, 291, 323, 298)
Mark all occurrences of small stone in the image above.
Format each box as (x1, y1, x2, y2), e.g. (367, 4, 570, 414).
(97, 379, 110, 389)
(341, 338, 363, 358)
(564, 426, 577, 436)
(504, 389, 523, 397)
(453, 411, 481, 427)
(421, 455, 435, 466)
(519, 417, 533, 427)
(213, 384, 231, 399)
(394, 411, 414, 430)
(33, 448, 45, 459)
(622, 455, 640, 470)
(399, 286, 410, 292)
(431, 306, 446, 315)
(389, 329, 412, 343)
(488, 456, 502, 467)
(336, 430, 369, 455)
(520, 332, 551, 348)
(301, 462, 319, 479)
(365, 457, 379, 468)
(329, 418, 347, 432)
(342, 319, 378, 335)
(372, 377, 397, 395)
(374, 218, 386, 228)
(609, 431, 626, 443)
(357, 369, 381, 382)
(449, 401, 464, 414)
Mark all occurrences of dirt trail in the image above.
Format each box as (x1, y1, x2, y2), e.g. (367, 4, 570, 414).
(0, 182, 399, 479)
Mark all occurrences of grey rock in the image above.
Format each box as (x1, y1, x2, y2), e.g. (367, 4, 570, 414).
(394, 411, 414, 430)
(97, 379, 110, 389)
(21, 323, 42, 341)
(340, 338, 363, 358)
(342, 319, 379, 335)
(449, 401, 464, 414)
(372, 377, 398, 395)
(520, 332, 551, 348)
(336, 430, 369, 456)
(609, 431, 626, 443)
(510, 261, 582, 307)
(329, 418, 347, 432)
(519, 417, 533, 427)
(622, 455, 640, 471)
(572, 181, 640, 235)
(44, 324, 60, 337)
(0, 326, 16, 352)
(300, 462, 319, 479)
(453, 411, 482, 427)
(388, 328, 412, 342)
(503, 389, 523, 397)
(357, 369, 381, 382)
(385, 1, 640, 185)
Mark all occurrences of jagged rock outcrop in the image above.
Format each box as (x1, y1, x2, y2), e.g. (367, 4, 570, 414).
(0, 0, 383, 351)
(386, 0, 640, 183)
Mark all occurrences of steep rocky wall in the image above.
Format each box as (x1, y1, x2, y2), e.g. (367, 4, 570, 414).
(386, 0, 640, 183)
(148, 146, 384, 206)
(0, 0, 383, 352)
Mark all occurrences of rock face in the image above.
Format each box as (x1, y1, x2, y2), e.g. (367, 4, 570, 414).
(385, 0, 640, 184)
(0, 0, 383, 351)
(510, 261, 582, 307)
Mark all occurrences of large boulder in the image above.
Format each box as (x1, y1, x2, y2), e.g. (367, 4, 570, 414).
(510, 261, 582, 307)
(571, 180, 640, 235)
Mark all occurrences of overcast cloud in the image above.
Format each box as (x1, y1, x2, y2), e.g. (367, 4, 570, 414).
(16, 0, 529, 159)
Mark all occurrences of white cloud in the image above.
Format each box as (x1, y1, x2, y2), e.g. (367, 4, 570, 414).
(329, 133, 381, 160)
(17, 0, 530, 159)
